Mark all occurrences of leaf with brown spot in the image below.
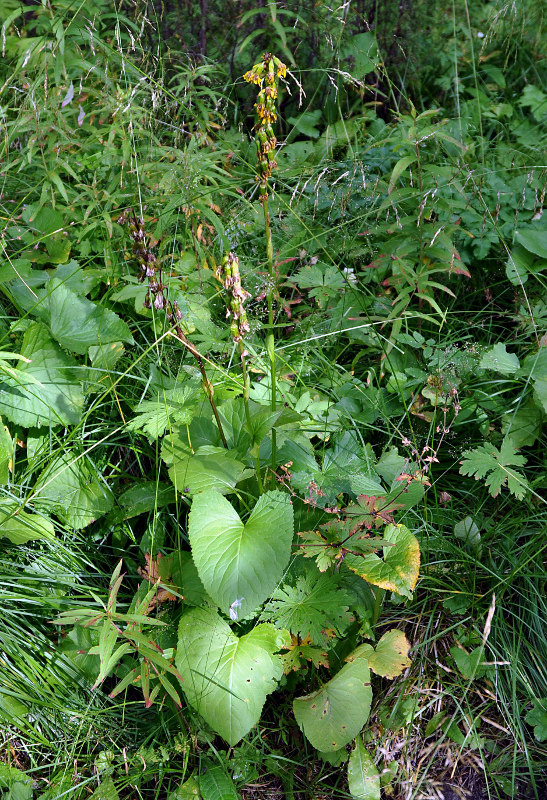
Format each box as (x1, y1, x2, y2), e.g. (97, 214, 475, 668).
(293, 648, 372, 751)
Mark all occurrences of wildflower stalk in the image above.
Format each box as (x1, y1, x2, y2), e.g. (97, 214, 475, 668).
(216, 253, 263, 494)
(124, 210, 228, 448)
(244, 53, 286, 484)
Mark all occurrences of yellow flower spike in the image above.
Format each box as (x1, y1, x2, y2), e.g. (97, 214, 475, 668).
(274, 57, 287, 78)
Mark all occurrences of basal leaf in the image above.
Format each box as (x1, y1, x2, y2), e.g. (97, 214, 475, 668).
(479, 343, 520, 375)
(515, 227, 547, 258)
(347, 738, 380, 800)
(108, 481, 175, 523)
(0, 763, 33, 800)
(454, 516, 481, 553)
(293, 648, 372, 751)
(525, 699, 547, 742)
(169, 446, 248, 496)
(176, 607, 287, 745)
(348, 630, 411, 679)
(0, 323, 83, 428)
(32, 279, 134, 355)
(199, 765, 238, 800)
(88, 777, 120, 800)
(0, 499, 55, 544)
(450, 645, 489, 681)
(345, 524, 420, 599)
(188, 490, 293, 619)
(33, 450, 114, 529)
(167, 775, 201, 799)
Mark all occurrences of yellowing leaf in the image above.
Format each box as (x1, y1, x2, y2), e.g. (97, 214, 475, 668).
(345, 524, 420, 598)
(348, 630, 411, 679)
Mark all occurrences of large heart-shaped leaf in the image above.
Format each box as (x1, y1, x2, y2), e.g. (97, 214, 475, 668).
(189, 490, 293, 619)
(0, 323, 83, 428)
(345, 523, 420, 599)
(176, 607, 288, 745)
(293, 650, 372, 751)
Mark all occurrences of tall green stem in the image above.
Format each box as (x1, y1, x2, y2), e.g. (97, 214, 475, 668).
(243, 53, 287, 486)
(240, 344, 263, 494)
(262, 194, 277, 480)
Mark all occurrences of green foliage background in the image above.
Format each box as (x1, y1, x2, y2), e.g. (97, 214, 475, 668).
(0, 0, 545, 798)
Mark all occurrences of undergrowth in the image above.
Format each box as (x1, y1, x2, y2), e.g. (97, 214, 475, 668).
(0, 1, 545, 799)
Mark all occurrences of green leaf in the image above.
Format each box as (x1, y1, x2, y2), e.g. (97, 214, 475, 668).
(502, 400, 542, 448)
(127, 386, 198, 441)
(176, 607, 288, 745)
(199, 765, 239, 800)
(459, 437, 529, 499)
(520, 349, 547, 413)
(533, 378, 547, 413)
(479, 343, 520, 374)
(188, 490, 293, 619)
(347, 738, 380, 800)
(0, 694, 28, 721)
(21, 278, 134, 355)
(375, 447, 406, 484)
(23, 203, 64, 234)
(0, 416, 12, 483)
(454, 516, 481, 553)
(33, 450, 114, 529)
(36, 772, 73, 800)
(163, 425, 248, 496)
(109, 481, 175, 523)
(506, 245, 532, 285)
(46, 234, 71, 263)
(515, 228, 547, 259)
(89, 777, 120, 800)
(341, 32, 380, 78)
(0, 764, 33, 800)
(525, 699, 547, 742)
(345, 524, 420, 599)
(317, 748, 349, 766)
(168, 775, 202, 799)
(170, 551, 210, 606)
(287, 110, 322, 138)
(0, 499, 55, 544)
(292, 432, 381, 503)
(262, 571, 352, 643)
(349, 630, 411, 679)
(388, 155, 417, 194)
(450, 645, 489, 681)
(293, 647, 372, 751)
(0, 323, 83, 428)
